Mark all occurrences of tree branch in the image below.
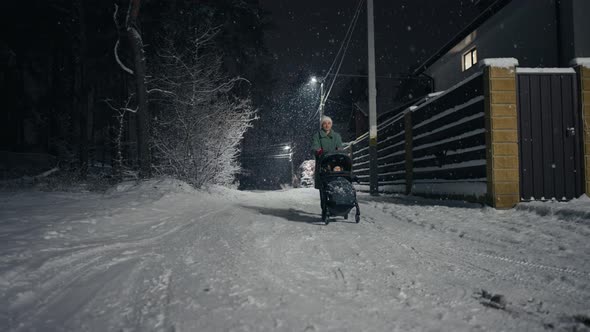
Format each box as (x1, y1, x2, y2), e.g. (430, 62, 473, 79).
(113, 4, 134, 74)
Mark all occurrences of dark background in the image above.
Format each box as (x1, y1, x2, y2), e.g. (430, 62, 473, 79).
(0, 0, 490, 189)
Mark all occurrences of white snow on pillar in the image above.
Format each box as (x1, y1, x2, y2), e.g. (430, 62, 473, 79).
(570, 58, 590, 68)
(479, 58, 519, 68)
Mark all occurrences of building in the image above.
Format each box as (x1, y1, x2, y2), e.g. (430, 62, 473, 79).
(413, 0, 590, 91)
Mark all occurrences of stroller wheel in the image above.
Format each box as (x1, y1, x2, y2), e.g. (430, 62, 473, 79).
(355, 214, 360, 223)
(322, 208, 329, 225)
(344, 214, 348, 220)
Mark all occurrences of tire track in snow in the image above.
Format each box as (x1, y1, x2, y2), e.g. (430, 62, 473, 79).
(352, 212, 475, 307)
(3, 204, 231, 332)
(373, 202, 589, 279)
(364, 200, 590, 319)
(377, 200, 590, 279)
(169, 204, 303, 331)
(278, 198, 429, 309)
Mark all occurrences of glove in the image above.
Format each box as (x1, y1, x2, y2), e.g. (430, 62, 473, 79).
(315, 148, 324, 157)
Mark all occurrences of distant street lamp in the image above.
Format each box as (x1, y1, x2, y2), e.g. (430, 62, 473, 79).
(310, 76, 325, 129)
(283, 145, 291, 150)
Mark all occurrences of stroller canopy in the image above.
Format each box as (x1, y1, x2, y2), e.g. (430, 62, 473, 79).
(319, 152, 352, 173)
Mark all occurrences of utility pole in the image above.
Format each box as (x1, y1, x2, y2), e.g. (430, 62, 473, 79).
(367, 0, 379, 195)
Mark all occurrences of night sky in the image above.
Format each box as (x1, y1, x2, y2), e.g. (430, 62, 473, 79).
(260, 0, 480, 88)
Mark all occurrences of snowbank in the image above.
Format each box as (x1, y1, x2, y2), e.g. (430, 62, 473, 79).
(516, 194, 590, 224)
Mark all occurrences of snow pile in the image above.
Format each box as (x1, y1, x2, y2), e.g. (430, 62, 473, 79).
(106, 177, 197, 195)
(298, 160, 315, 188)
(516, 194, 590, 224)
(479, 58, 519, 68)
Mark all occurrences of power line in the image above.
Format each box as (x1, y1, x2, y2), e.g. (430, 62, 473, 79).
(322, 0, 365, 82)
(324, 0, 365, 100)
(307, 0, 364, 125)
(325, 98, 352, 107)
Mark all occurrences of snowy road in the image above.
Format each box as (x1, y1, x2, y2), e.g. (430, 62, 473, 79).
(1, 180, 589, 331)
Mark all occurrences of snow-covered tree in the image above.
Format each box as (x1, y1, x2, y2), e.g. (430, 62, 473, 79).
(150, 27, 256, 188)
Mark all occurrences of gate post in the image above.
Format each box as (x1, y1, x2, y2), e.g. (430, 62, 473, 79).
(574, 61, 590, 195)
(482, 60, 520, 208)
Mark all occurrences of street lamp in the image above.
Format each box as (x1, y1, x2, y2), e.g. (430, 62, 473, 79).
(310, 76, 325, 129)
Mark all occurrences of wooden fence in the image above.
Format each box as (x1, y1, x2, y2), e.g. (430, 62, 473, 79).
(349, 71, 487, 199)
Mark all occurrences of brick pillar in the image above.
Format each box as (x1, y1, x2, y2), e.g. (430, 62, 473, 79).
(483, 65, 520, 208)
(577, 64, 590, 194)
(404, 111, 413, 195)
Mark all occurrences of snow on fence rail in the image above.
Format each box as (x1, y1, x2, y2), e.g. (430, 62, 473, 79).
(350, 71, 486, 199)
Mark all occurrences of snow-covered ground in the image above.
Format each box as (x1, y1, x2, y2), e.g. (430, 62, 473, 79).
(1, 179, 589, 331)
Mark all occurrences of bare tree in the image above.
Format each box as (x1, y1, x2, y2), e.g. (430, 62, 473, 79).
(150, 27, 256, 187)
(104, 95, 136, 180)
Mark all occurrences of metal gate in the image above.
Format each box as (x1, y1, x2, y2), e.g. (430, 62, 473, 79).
(517, 69, 583, 201)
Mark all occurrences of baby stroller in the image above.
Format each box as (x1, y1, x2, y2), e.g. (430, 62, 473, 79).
(318, 152, 360, 225)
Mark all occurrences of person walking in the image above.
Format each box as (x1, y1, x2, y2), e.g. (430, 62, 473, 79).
(311, 116, 343, 214)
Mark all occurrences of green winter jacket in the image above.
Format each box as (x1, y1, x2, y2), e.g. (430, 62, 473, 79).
(311, 129, 343, 156)
(311, 129, 343, 189)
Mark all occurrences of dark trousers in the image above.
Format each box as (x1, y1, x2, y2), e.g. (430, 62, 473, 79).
(319, 187, 326, 210)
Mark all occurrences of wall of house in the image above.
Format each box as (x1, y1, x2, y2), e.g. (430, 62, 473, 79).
(426, 0, 560, 91)
(559, 0, 575, 65)
(571, 0, 590, 59)
(559, 0, 590, 64)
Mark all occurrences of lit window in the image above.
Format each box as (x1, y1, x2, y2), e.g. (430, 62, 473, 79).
(463, 48, 478, 71)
